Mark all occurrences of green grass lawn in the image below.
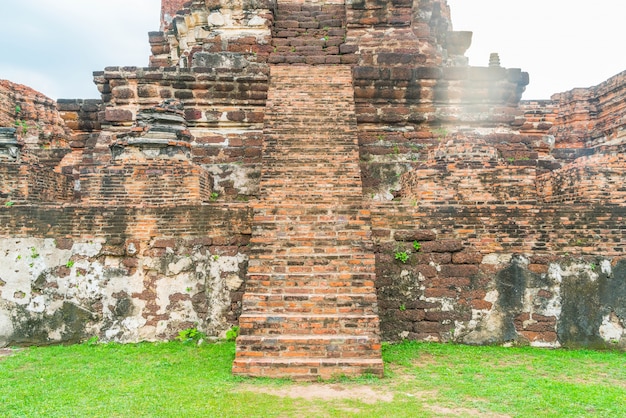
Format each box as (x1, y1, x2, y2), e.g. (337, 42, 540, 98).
(0, 340, 624, 417)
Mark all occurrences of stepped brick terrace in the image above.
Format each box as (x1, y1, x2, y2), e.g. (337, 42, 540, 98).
(1, 0, 626, 380)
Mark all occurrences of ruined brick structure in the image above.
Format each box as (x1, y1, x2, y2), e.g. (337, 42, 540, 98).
(1, 0, 626, 379)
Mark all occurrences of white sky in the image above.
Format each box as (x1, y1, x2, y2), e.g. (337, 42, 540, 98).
(1, 1, 625, 100)
(0, 0, 161, 100)
(447, 0, 626, 99)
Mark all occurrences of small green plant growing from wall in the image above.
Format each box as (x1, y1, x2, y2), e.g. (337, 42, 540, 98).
(399, 303, 406, 311)
(394, 251, 409, 263)
(30, 247, 39, 259)
(212, 254, 220, 261)
(4, 201, 15, 208)
(413, 241, 421, 252)
(210, 192, 219, 201)
(66, 260, 75, 268)
(225, 326, 240, 342)
(14, 105, 28, 135)
(175, 327, 205, 344)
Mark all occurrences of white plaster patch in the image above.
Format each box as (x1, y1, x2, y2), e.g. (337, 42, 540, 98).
(207, 12, 225, 26)
(0, 310, 14, 347)
(485, 289, 499, 303)
(71, 241, 102, 257)
(547, 263, 563, 284)
(26, 295, 46, 314)
(247, 15, 267, 27)
(600, 259, 612, 276)
(599, 312, 624, 343)
(168, 257, 193, 275)
(482, 253, 512, 265)
(127, 242, 137, 255)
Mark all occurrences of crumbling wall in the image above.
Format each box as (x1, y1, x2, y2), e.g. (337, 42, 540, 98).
(1, 0, 626, 352)
(0, 205, 252, 346)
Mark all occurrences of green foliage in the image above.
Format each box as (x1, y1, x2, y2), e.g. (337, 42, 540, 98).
(65, 260, 75, 268)
(15, 105, 21, 114)
(212, 254, 220, 261)
(589, 262, 597, 271)
(85, 336, 99, 346)
(412, 241, 421, 252)
(14, 119, 28, 135)
(399, 303, 406, 311)
(4, 200, 15, 208)
(394, 251, 409, 263)
(30, 247, 39, 259)
(225, 326, 240, 342)
(210, 192, 219, 201)
(175, 327, 205, 344)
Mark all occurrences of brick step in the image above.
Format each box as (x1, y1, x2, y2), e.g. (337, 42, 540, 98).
(249, 240, 371, 247)
(250, 210, 370, 218)
(273, 37, 346, 47)
(241, 293, 378, 314)
(246, 272, 375, 280)
(232, 357, 384, 380)
(243, 276, 375, 288)
(256, 198, 366, 206)
(260, 153, 358, 160)
(244, 272, 375, 283)
(235, 335, 381, 358)
(248, 234, 371, 243)
(242, 287, 377, 297)
(246, 248, 375, 256)
(238, 313, 380, 336)
(260, 162, 360, 169)
(272, 46, 343, 54)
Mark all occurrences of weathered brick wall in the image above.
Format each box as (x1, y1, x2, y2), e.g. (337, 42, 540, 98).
(551, 70, 626, 147)
(0, 80, 69, 148)
(153, 0, 274, 66)
(79, 162, 212, 205)
(370, 201, 626, 348)
(0, 163, 73, 203)
(1, 0, 626, 352)
(0, 204, 252, 346)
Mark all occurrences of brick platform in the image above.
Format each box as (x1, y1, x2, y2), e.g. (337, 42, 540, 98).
(232, 65, 384, 379)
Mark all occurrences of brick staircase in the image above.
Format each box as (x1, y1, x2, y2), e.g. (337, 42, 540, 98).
(269, 1, 357, 65)
(232, 65, 384, 380)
